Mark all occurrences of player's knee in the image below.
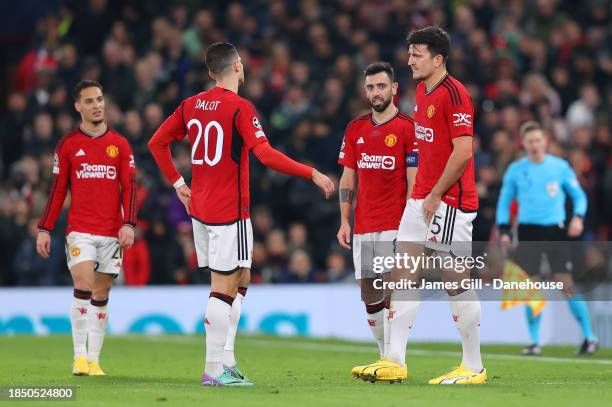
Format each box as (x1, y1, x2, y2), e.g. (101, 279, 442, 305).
(74, 283, 92, 293)
(92, 286, 111, 301)
(360, 279, 384, 304)
(73, 279, 92, 292)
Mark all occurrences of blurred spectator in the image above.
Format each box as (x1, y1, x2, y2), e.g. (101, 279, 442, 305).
(326, 251, 352, 283)
(566, 83, 600, 130)
(0, 0, 609, 286)
(278, 249, 320, 283)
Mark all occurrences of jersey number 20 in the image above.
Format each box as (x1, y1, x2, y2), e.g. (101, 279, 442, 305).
(188, 119, 223, 166)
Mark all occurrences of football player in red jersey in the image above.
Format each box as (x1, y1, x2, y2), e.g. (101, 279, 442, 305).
(148, 42, 334, 386)
(36, 80, 137, 376)
(336, 62, 417, 382)
(379, 27, 487, 384)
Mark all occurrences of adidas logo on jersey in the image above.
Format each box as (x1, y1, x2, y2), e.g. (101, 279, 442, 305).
(75, 149, 86, 157)
(357, 137, 365, 144)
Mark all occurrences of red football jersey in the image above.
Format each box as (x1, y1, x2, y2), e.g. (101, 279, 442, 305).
(151, 86, 268, 224)
(338, 111, 417, 234)
(412, 74, 478, 211)
(38, 128, 137, 237)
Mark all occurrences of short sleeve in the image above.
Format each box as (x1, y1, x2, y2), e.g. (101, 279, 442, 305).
(445, 86, 474, 139)
(235, 101, 268, 150)
(338, 124, 356, 169)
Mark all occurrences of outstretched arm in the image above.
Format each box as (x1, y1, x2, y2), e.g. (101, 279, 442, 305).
(252, 142, 334, 198)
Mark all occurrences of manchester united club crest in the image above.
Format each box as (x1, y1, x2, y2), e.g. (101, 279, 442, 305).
(106, 145, 119, 158)
(71, 247, 81, 257)
(385, 134, 398, 147)
(427, 105, 435, 118)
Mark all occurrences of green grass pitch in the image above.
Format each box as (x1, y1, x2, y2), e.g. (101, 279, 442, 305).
(1, 335, 611, 406)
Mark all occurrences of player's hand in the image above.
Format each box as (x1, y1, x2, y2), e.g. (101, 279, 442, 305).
(567, 216, 584, 238)
(422, 192, 441, 223)
(176, 185, 192, 215)
(500, 233, 511, 256)
(119, 225, 135, 249)
(36, 231, 51, 259)
(312, 169, 335, 199)
(337, 222, 352, 249)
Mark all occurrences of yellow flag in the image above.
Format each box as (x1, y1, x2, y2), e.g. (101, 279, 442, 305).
(500, 260, 546, 317)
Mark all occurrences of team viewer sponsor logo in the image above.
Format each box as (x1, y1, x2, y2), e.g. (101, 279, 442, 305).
(357, 153, 395, 170)
(76, 163, 117, 179)
(452, 113, 472, 127)
(415, 124, 434, 142)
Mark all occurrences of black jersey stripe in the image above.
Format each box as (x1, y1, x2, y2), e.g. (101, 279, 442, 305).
(441, 82, 458, 106)
(441, 204, 450, 244)
(445, 78, 463, 105)
(237, 221, 242, 261)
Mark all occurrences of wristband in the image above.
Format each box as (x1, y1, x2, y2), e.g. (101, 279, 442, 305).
(173, 177, 185, 189)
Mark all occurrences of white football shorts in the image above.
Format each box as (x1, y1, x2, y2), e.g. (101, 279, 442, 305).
(397, 198, 476, 257)
(192, 218, 253, 274)
(65, 231, 122, 275)
(353, 230, 398, 279)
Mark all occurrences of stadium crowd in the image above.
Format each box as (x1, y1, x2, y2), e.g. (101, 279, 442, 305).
(1, 0, 610, 286)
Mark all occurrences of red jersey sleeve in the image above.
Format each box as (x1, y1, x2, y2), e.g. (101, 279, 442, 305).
(252, 142, 313, 179)
(337, 124, 356, 169)
(119, 138, 137, 226)
(445, 86, 474, 139)
(38, 137, 71, 232)
(148, 103, 187, 185)
(235, 101, 268, 150)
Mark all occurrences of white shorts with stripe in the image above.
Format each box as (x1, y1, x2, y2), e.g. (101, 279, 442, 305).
(192, 218, 253, 274)
(65, 231, 122, 275)
(353, 230, 397, 280)
(397, 199, 476, 257)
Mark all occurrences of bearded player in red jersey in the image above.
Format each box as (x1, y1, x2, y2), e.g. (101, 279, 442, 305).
(371, 27, 487, 384)
(336, 62, 417, 382)
(148, 42, 334, 387)
(37, 80, 137, 376)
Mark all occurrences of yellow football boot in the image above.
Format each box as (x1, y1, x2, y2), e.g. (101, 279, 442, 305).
(428, 364, 487, 384)
(72, 356, 89, 376)
(351, 360, 383, 378)
(359, 358, 407, 383)
(87, 361, 107, 376)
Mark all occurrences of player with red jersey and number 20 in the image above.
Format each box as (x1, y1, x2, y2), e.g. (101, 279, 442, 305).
(336, 62, 417, 382)
(373, 27, 487, 384)
(37, 80, 137, 377)
(148, 42, 334, 387)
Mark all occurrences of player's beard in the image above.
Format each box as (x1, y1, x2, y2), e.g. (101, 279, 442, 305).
(370, 96, 392, 112)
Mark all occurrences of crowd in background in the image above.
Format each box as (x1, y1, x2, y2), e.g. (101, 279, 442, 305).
(1, 0, 610, 286)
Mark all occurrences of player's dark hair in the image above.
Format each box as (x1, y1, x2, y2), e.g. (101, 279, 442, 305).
(519, 121, 543, 138)
(363, 62, 395, 82)
(73, 80, 103, 101)
(406, 26, 451, 63)
(205, 42, 239, 75)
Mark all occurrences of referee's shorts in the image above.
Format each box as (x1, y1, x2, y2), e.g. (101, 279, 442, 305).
(513, 224, 572, 276)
